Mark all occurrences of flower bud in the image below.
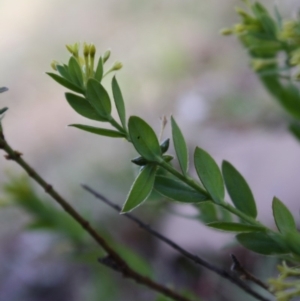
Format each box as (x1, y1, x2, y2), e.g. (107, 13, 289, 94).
(234, 23, 247, 33)
(251, 58, 276, 72)
(73, 43, 79, 58)
(103, 49, 111, 63)
(83, 43, 90, 58)
(112, 61, 123, 71)
(162, 154, 173, 163)
(66, 44, 74, 54)
(235, 7, 255, 24)
(50, 60, 59, 71)
(220, 28, 233, 35)
(90, 44, 96, 58)
(131, 156, 148, 166)
(160, 138, 170, 153)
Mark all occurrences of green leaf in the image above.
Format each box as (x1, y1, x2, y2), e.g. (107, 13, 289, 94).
(86, 78, 111, 119)
(208, 222, 264, 232)
(156, 295, 172, 301)
(284, 231, 300, 256)
(194, 147, 224, 204)
(274, 5, 282, 29)
(154, 175, 209, 203)
(128, 116, 162, 162)
(160, 138, 170, 153)
(0, 107, 8, 115)
(162, 154, 173, 163)
(222, 161, 257, 218)
(122, 164, 157, 213)
(289, 122, 300, 141)
(219, 207, 233, 222)
(251, 3, 277, 37)
(131, 156, 149, 166)
(69, 124, 125, 138)
(236, 232, 288, 255)
(68, 56, 84, 88)
(260, 74, 300, 119)
(195, 201, 218, 223)
(272, 197, 296, 234)
(3, 176, 85, 242)
(47, 72, 84, 94)
(94, 56, 103, 81)
(65, 92, 106, 121)
(171, 116, 188, 175)
(57, 65, 72, 82)
(112, 76, 127, 131)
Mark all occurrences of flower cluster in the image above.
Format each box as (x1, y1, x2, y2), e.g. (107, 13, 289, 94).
(221, 1, 300, 79)
(268, 261, 300, 301)
(50, 43, 122, 90)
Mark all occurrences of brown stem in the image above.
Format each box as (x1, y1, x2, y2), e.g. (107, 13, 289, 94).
(231, 254, 270, 291)
(82, 185, 273, 301)
(0, 133, 192, 301)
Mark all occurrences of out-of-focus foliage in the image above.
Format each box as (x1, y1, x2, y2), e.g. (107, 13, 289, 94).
(1, 175, 155, 301)
(222, 1, 300, 139)
(2, 176, 85, 242)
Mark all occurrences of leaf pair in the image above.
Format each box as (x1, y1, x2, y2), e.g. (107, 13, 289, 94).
(47, 57, 85, 94)
(272, 197, 300, 256)
(125, 116, 258, 221)
(170, 117, 257, 218)
(236, 198, 300, 256)
(64, 76, 127, 139)
(121, 116, 163, 212)
(194, 148, 257, 218)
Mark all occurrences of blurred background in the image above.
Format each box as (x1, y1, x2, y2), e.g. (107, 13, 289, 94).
(1, 0, 300, 300)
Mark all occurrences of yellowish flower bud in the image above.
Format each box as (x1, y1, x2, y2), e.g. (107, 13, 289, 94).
(73, 42, 79, 58)
(251, 58, 276, 71)
(90, 44, 96, 58)
(103, 49, 111, 63)
(220, 28, 233, 35)
(66, 44, 74, 55)
(234, 23, 247, 33)
(50, 60, 59, 71)
(83, 43, 90, 58)
(112, 61, 123, 71)
(66, 43, 80, 57)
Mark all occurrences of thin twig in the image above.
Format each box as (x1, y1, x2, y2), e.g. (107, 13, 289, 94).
(231, 254, 270, 291)
(82, 185, 274, 301)
(0, 134, 192, 301)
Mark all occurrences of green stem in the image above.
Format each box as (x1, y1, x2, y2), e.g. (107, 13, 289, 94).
(0, 132, 193, 301)
(159, 160, 208, 196)
(159, 160, 266, 228)
(109, 117, 129, 138)
(218, 202, 264, 227)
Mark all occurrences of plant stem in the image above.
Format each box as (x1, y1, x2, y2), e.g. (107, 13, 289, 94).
(218, 202, 264, 227)
(0, 132, 192, 301)
(158, 161, 266, 228)
(159, 160, 208, 196)
(109, 117, 129, 139)
(83, 184, 273, 301)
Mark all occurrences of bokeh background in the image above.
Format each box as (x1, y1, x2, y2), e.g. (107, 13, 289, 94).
(1, 1, 300, 300)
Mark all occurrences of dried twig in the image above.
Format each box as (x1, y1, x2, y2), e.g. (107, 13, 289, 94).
(231, 254, 270, 291)
(0, 133, 192, 301)
(82, 185, 274, 301)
